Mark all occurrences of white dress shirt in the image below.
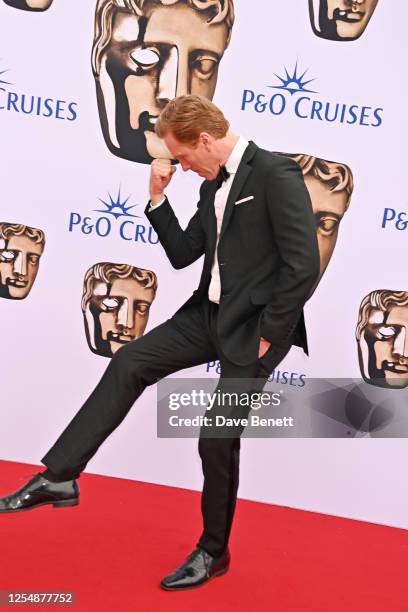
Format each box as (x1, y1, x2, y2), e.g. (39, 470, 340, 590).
(148, 135, 249, 304)
(208, 135, 249, 303)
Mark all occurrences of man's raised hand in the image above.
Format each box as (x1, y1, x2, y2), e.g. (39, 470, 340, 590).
(149, 159, 177, 205)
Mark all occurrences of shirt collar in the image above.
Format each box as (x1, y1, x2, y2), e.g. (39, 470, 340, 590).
(224, 135, 249, 175)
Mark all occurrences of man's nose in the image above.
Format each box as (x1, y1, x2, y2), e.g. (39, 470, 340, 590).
(336, 0, 354, 9)
(392, 327, 408, 359)
(156, 47, 189, 107)
(117, 300, 133, 330)
(13, 252, 27, 276)
(345, 0, 364, 8)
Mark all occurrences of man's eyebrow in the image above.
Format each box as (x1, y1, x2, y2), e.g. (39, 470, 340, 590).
(192, 49, 221, 58)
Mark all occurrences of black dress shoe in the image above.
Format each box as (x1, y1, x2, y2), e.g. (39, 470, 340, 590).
(160, 546, 230, 591)
(0, 473, 79, 513)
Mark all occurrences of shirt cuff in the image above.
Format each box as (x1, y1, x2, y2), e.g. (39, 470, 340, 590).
(148, 196, 166, 212)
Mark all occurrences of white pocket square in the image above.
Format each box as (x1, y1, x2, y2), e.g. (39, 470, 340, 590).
(235, 195, 254, 205)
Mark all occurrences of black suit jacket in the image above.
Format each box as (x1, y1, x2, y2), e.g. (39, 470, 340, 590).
(144, 141, 320, 366)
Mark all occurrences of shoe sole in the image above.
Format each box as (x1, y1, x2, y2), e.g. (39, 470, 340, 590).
(160, 565, 229, 591)
(0, 499, 79, 513)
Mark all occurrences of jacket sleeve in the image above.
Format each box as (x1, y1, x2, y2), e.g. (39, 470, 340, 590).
(144, 187, 206, 270)
(260, 157, 320, 344)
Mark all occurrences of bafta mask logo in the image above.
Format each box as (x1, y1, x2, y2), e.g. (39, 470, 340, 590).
(309, 0, 378, 41)
(91, 0, 235, 164)
(3, 0, 53, 10)
(279, 154, 353, 291)
(82, 262, 158, 357)
(356, 291, 408, 389)
(0, 223, 45, 299)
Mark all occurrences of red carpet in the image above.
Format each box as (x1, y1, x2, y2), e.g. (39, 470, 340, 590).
(0, 460, 407, 611)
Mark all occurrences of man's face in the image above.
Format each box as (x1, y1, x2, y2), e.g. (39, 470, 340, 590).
(3, 0, 53, 10)
(84, 276, 155, 357)
(95, 2, 229, 163)
(304, 173, 349, 282)
(309, 0, 378, 41)
(0, 234, 43, 299)
(358, 305, 408, 389)
(164, 132, 221, 181)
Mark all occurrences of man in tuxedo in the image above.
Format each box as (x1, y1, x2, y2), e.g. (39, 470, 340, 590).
(0, 95, 320, 590)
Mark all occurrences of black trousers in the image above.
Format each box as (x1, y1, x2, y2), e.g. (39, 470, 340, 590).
(41, 299, 291, 557)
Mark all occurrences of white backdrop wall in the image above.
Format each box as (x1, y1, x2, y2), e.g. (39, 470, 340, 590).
(1, 0, 408, 529)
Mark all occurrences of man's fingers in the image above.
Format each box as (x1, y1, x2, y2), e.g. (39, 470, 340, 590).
(149, 159, 176, 199)
(153, 158, 172, 171)
(151, 159, 175, 177)
(258, 338, 271, 358)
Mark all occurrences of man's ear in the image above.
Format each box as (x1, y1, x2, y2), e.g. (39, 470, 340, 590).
(200, 132, 212, 151)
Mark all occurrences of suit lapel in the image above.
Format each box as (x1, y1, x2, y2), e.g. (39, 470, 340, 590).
(205, 181, 218, 260)
(219, 141, 257, 241)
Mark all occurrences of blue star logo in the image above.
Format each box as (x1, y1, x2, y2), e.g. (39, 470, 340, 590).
(269, 61, 317, 96)
(0, 67, 12, 86)
(94, 187, 141, 219)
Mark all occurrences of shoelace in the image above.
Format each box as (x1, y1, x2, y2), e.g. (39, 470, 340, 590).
(182, 549, 211, 576)
(170, 549, 206, 579)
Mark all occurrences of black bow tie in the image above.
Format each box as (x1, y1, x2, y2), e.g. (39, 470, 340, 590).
(215, 165, 230, 189)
